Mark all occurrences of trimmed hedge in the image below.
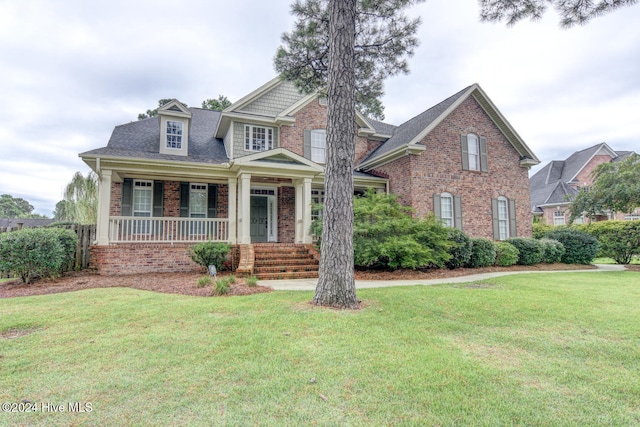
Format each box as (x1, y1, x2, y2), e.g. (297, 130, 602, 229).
(544, 228, 599, 264)
(494, 241, 519, 267)
(0, 227, 78, 284)
(189, 242, 232, 271)
(444, 228, 472, 269)
(539, 238, 566, 264)
(506, 237, 544, 265)
(467, 238, 496, 268)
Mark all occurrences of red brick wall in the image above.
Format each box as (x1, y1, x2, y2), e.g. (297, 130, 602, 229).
(110, 182, 122, 216)
(372, 96, 533, 239)
(573, 155, 613, 188)
(279, 98, 378, 164)
(278, 186, 296, 243)
(90, 243, 203, 275)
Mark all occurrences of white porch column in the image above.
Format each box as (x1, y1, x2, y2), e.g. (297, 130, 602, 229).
(96, 169, 112, 245)
(239, 173, 252, 244)
(227, 177, 237, 244)
(294, 180, 304, 243)
(302, 177, 313, 244)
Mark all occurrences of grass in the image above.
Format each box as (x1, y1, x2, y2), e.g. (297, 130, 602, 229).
(1, 272, 639, 426)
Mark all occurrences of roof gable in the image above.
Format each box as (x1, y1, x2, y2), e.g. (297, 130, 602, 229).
(358, 84, 540, 170)
(231, 148, 324, 173)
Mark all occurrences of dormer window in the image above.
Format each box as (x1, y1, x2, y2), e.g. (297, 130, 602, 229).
(166, 121, 183, 149)
(158, 100, 190, 156)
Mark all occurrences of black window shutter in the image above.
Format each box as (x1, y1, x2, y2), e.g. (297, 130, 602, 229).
(153, 181, 164, 217)
(491, 198, 500, 240)
(121, 178, 133, 216)
(461, 134, 469, 171)
(509, 198, 517, 238)
(207, 184, 218, 218)
(479, 136, 488, 172)
(454, 195, 463, 230)
(303, 130, 311, 159)
(180, 182, 190, 217)
(433, 194, 441, 220)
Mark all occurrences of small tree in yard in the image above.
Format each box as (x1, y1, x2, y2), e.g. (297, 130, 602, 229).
(581, 221, 640, 264)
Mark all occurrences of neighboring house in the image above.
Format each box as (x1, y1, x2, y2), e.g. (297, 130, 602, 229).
(80, 78, 539, 275)
(530, 142, 638, 225)
(0, 218, 55, 233)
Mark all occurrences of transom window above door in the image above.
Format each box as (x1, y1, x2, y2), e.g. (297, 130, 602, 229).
(245, 125, 274, 152)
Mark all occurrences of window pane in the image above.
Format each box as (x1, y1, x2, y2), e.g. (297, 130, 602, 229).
(133, 181, 152, 217)
(498, 198, 508, 240)
(190, 185, 207, 218)
(311, 130, 326, 163)
(441, 195, 453, 227)
(166, 121, 182, 149)
(467, 134, 479, 170)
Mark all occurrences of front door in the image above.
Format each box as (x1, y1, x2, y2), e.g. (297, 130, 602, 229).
(250, 196, 268, 242)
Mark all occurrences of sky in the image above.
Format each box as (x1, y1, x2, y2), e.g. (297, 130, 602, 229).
(1, 0, 638, 217)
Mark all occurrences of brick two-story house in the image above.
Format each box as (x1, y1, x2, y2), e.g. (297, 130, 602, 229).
(80, 77, 539, 276)
(530, 142, 638, 225)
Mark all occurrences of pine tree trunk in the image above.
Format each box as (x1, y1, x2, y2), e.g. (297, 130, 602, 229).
(312, 0, 358, 309)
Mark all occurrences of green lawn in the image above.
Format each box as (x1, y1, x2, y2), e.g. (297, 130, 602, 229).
(1, 272, 639, 426)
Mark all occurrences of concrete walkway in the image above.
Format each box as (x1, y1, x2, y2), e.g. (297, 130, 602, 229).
(261, 264, 628, 291)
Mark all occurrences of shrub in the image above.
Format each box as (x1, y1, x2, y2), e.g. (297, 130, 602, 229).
(444, 228, 472, 269)
(466, 238, 496, 268)
(351, 190, 451, 269)
(494, 241, 519, 267)
(506, 238, 544, 265)
(582, 221, 640, 264)
(189, 242, 231, 271)
(197, 276, 212, 288)
(532, 221, 555, 239)
(0, 228, 77, 284)
(49, 228, 78, 272)
(245, 276, 258, 287)
(212, 277, 231, 295)
(539, 238, 565, 263)
(545, 228, 599, 265)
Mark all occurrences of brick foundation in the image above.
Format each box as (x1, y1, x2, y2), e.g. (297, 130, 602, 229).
(90, 243, 239, 276)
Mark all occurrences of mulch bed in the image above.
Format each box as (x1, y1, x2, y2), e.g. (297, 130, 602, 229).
(1, 263, 632, 299)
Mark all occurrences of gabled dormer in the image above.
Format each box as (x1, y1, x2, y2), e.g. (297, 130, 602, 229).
(158, 100, 191, 156)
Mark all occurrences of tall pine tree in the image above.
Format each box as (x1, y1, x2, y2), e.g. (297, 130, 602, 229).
(276, 0, 423, 308)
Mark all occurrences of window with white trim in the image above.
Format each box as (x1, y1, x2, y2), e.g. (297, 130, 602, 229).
(311, 189, 325, 223)
(440, 192, 454, 228)
(166, 120, 183, 149)
(553, 210, 566, 226)
(245, 125, 273, 152)
(497, 196, 509, 240)
(133, 180, 153, 217)
(310, 130, 326, 163)
(467, 134, 480, 171)
(189, 184, 207, 218)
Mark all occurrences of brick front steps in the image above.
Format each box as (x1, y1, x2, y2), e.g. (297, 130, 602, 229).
(252, 243, 319, 280)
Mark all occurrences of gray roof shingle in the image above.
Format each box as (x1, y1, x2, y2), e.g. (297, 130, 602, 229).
(360, 85, 472, 164)
(80, 108, 229, 164)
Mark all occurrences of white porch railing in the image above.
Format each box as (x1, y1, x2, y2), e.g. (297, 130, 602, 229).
(109, 217, 229, 243)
